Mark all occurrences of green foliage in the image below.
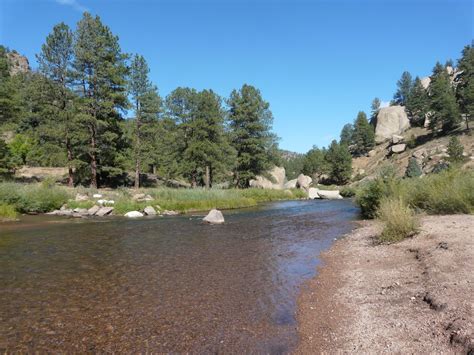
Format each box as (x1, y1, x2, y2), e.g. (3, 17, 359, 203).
(339, 123, 354, 146)
(0, 203, 17, 221)
(352, 111, 375, 155)
(340, 186, 356, 197)
(393, 71, 413, 106)
(447, 136, 464, 163)
(281, 154, 305, 180)
(370, 97, 380, 125)
(377, 197, 419, 243)
(456, 45, 474, 130)
(356, 179, 386, 218)
(429, 62, 461, 132)
(8, 133, 33, 165)
(228, 84, 277, 187)
(0, 139, 13, 174)
(325, 140, 352, 184)
(302, 146, 328, 177)
(405, 157, 422, 178)
(406, 77, 429, 126)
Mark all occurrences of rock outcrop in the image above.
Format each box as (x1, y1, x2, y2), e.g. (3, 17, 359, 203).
(7, 51, 30, 75)
(317, 190, 343, 200)
(308, 188, 321, 199)
(249, 166, 287, 190)
(375, 106, 410, 143)
(203, 209, 225, 224)
(284, 179, 297, 189)
(296, 174, 312, 190)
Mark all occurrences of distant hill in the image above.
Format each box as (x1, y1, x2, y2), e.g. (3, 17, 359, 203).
(279, 149, 303, 161)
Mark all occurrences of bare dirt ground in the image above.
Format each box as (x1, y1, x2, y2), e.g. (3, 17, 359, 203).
(296, 215, 473, 354)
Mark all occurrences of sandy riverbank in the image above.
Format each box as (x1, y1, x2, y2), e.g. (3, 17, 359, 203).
(297, 215, 473, 353)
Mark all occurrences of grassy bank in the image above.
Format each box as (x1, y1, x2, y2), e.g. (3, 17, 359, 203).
(0, 182, 307, 219)
(355, 168, 474, 242)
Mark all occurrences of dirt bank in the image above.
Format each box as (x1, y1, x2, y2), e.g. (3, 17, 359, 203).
(297, 215, 473, 353)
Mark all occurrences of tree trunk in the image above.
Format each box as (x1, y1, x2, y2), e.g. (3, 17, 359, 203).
(205, 165, 210, 189)
(66, 136, 74, 187)
(90, 125, 98, 189)
(134, 103, 141, 190)
(191, 171, 197, 188)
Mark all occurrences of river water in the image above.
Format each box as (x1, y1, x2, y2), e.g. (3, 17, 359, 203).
(0, 199, 358, 353)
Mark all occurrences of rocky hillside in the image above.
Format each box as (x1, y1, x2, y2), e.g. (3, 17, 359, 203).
(6, 51, 30, 75)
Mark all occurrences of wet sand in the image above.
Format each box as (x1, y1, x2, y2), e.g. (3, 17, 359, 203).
(297, 215, 474, 353)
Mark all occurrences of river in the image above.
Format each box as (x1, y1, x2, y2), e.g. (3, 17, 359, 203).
(0, 199, 358, 353)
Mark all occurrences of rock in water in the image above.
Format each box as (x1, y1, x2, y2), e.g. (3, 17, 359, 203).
(203, 209, 225, 224)
(87, 205, 101, 216)
(317, 190, 343, 200)
(308, 187, 321, 199)
(96, 207, 114, 216)
(375, 106, 410, 143)
(297, 174, 312, 190)
(144, 206, 157, 215)
(124, 211, 144, 218)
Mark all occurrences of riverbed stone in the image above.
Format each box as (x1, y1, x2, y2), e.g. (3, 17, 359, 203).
(87, 205, 101, 216)
(144, 206, 157, 216)
(297, 174, 312, 190)
(203, 209, 225, 224)
(317, 190, 343, 200)
(308, 187, 321, 199)
(96, 207, 114, 216)
(73, 208, 89, 215)
(124, 211, 144, 218)
(162, 210, 179, 216)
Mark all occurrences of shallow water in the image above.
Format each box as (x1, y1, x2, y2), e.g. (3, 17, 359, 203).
(0, 199, 358, 353)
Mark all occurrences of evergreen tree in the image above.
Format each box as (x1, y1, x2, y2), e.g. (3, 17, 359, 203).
(302, 146, 328, 178)
(456, 45, 474, 131)
(36, 22, 77, 186)
(128, 54, 161, 188)
(370, 97, 381, 125)
(325, 140, 352, 184)
(72, 13, 129, 188)
(0, 139, 13, 175)
(393, 71, 413, 106)
(339, 123, 353, 146)
(406, 77, 429, 126)
(0, 46, 20, 126)
(352, 111, 375, 155)
(405, 157, 422, 178)
(428, 62, 460, 132)
(447, 136, 464, 163)
(228, 84, 277, 187)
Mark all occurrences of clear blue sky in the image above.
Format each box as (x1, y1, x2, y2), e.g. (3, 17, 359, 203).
(1, 0, 472, 153)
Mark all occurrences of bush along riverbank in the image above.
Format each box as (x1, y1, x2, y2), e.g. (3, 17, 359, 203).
(0, 181, 308, 220)
(354, 167, 474, 243)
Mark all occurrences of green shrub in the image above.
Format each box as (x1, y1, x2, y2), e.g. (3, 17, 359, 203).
(377, 198, 419, 243)
(405, 157, 422, 178)
(340, 186, 356, 197)
(356, 179, 386, 218)
(0, 203, 17, 221)
(447, 136, 464, 163)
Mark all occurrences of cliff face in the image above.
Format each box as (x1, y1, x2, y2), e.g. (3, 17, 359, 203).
(6, 51, 30, 75)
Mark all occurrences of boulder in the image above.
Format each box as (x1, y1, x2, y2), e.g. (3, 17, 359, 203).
(162, 210, 179, 216)
(391, 143, 406, 154)
(87, 205, 101, 216)
(249, 166, 287, 190)
(420, 76, 431, 90)
(375, 106, 410, 143)
(124, 211, 144, 218)
(73, 208, 88, 215)
(97, 199, 114, 205)
(75, 193, 89, 202)
(143, 206, 157, 216)
(203, 209, 225, 224)
(296, 174, 312, 190)
(132, 193, 154, 202)
(284, 179, 297, 189)
(93, 194, 103, 198)
(392, 135, 404, 144)
(96, 207, 114, 217)
(307, 187, 321, 199)
(317, 190, 343, 200)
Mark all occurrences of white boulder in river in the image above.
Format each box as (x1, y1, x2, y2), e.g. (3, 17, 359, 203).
(375, 106, 410, 143)
(308, 187, 321, 199)
(296, 174, 312, 190)
(317, 190, 343, 200)
(124, 211, 144, 218)
(203, 209, 225, 224)
(143, 206, 157, 215)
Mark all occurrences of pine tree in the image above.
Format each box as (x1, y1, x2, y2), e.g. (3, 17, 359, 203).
(405, 157, 422, 178)
(340, 123, 353, 146)
(456, 45, 474, 131)
(128, 54, 161, 188)
(352, 111, 375, 155)
(228, 84, 277, 187)
(72, 13, 129, 188)
(0, 139, 13, 174)
(428, 62, 460, 132)
(406, 77, 429, 126)
(393, 71, 413, 106)
(447, 136, 464, 163)
(370, 97, 381, 125)
(325, 140, 352, 184)
(36, 22, 76, 186)
(302, 146, 328, 178)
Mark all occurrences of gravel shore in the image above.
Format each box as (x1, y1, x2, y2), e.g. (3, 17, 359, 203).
(297, 215, 473, 353)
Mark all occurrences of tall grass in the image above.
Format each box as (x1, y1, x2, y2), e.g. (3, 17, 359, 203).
(377, 198, 419, 243)
(0, 203, 17, 221)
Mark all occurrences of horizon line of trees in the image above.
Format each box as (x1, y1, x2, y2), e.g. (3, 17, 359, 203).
(0, 12, 279, 189)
